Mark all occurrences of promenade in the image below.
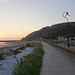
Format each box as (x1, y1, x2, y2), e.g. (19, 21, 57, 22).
(40, 42, 75, 75)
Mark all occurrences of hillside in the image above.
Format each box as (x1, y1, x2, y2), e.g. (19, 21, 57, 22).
(21, 22, 75, 41)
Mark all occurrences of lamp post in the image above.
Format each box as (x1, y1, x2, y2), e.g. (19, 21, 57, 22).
(62, 12, 70, 47)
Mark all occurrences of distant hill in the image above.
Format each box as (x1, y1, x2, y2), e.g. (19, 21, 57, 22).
(21, 22, 75, 41)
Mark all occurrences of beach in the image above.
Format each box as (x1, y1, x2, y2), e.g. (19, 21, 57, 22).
(0, 41, 34, 75)
(0, 41, 31, 53)
(0, 47, 33, 75)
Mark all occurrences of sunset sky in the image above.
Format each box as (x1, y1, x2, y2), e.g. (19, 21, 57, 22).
(0, 0, 75, 40)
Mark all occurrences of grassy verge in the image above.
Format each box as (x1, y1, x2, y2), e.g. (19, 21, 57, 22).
(13, 42, 44, 75)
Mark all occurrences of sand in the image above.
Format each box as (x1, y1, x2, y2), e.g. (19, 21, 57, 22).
(0, 47, 33, 75)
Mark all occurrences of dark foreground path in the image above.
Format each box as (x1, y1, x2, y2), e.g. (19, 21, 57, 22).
(40, 42, 75, 75)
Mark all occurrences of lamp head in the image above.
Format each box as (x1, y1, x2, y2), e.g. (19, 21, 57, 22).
(63, 12, 70, 19)
(66, 12, 70, 18)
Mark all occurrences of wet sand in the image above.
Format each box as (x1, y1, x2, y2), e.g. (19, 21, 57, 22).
(0, 46, 20, 53)
(0, 41, 33, 53)
(0, 41, 25, 53)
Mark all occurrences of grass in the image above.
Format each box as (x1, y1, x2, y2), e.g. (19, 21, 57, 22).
(25, 43, 31, 47)
(13, 42, 44, 75)
(16, 46, 26, 50)
(5, 51, 13, 56)
(13, 50, 22, 54)
(0, 53, 5, 60)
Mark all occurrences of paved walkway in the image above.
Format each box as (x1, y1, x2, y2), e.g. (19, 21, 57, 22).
(40, 42, 75, 75)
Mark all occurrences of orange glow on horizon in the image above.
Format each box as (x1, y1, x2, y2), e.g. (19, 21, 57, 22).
(0, 33, 27, 40)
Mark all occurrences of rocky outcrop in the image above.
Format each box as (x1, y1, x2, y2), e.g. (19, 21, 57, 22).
(21, 22, 75, 41)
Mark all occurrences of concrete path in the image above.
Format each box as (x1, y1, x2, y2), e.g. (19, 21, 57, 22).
(40, 42, 75, 75)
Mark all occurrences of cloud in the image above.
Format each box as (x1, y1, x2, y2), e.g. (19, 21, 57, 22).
(0, 0, 9, 2)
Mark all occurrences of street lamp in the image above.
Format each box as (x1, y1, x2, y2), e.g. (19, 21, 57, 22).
(62, 12, 70, 47)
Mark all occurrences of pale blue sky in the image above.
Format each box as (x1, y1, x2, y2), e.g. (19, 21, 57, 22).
(0, 0, 75, 40)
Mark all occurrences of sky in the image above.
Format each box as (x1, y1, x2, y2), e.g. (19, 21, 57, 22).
(0, 0, 75, 40)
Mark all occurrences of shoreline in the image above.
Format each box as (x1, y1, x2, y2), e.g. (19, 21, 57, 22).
(0, 41, 24, 53)
(0, 45, 20, 53)
(0, 41, 33, 53)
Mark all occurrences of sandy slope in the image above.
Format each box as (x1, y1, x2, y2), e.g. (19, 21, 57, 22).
(0, 47, 33, 75)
